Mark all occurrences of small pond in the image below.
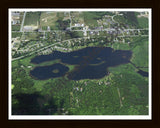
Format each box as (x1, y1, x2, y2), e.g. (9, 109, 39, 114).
(137, 70, 148, 77)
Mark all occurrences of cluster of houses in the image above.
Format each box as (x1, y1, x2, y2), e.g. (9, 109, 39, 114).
(11, 37, 20, 51)
(137, 11, 149, 18)
(11, 12, 20, 25)
(74, 23, 84, 27)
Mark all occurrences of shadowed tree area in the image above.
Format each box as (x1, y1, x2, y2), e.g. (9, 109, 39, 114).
(122, 12, 138, 27)
(12, 92, 64, 115)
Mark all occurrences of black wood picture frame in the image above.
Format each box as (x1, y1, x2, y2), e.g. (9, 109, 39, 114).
(0, 0, 159, 128)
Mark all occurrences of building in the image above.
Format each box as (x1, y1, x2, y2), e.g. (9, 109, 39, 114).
(12, 20, 20, 25)
(23, 26, 33, 32)
(11, 12, 20, 20)
(11, 12, 20, 25)
(47, 26, 50, 31)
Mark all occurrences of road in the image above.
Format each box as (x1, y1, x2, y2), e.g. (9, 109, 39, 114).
(69, 11, 72, 30)
(117, 87, 123, 108)
(12, 28, 148, 33)
(117, 35, 148, 38)
(12, 31, 149, 61)
(12, 37, 90, 61)
(20, 12, 26, 32)
(12, 42, 59, 61)
(12, 11, 148, 61)
(111, 13, 123, 24)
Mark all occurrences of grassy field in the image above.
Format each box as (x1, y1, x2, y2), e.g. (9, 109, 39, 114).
(83, 12, 106, 28)
(70, 12, 84, 25)
(40, 12, 67, 30)
(114, 15, 127, 24)
(112, 42, 130, 50)
(24, 12, 41, 26)
(137, 17, 148, 28)
(40, 12, 58, 28)
(12, 25, 21, 31)
(131, 40, 148, 67)
(108, 63, 136, 74)
(12, 32, 22, 38)
(22, 32, 43, 41)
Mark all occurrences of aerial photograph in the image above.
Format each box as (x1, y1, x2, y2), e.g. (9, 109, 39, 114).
(10, 9, 150, 118)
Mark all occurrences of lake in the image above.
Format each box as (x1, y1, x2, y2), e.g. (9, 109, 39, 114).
(30, 47, 132, 80)
(30, 63, 69, 80)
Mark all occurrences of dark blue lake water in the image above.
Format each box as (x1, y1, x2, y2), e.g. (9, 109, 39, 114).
(137, 70, 148, 77)
(30, 63, 69, 80)
(30, 47, 132, 80)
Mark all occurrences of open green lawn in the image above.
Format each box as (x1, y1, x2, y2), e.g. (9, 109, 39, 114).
(12, 32, 22, 38)
(23, 32, 42, 40)
(40, 12, 69, 30)
(70, 12, 84, 25)
(12, 25, 20, 31)
(112, 42, 130, 50)
(131, 40, 148, 67)
(83, 12, 106, 28)
(40, 12, 58, 29)
(24, 12, 41, 26)
(137, 17, 148, 29)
